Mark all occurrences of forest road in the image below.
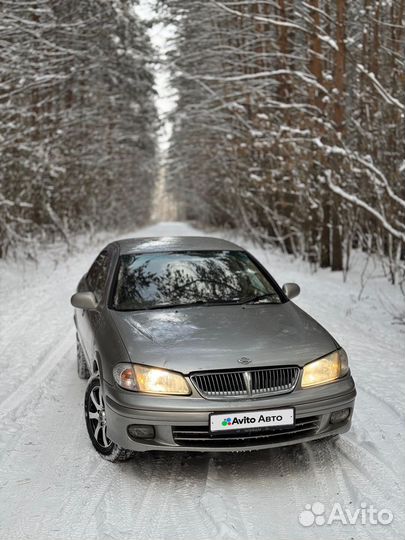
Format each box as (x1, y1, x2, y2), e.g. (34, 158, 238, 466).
(0, 221, 404, 540)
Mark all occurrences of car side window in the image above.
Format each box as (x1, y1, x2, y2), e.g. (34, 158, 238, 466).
(87, 251, 110, 302)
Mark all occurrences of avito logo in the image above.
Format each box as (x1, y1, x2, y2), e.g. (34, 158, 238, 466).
(221, 416, 257, 426)
(221, 414, 284, 427)
(298, 501, 394, 527)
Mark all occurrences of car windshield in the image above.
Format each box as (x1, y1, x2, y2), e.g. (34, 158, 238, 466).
(113, 250, 282, 310)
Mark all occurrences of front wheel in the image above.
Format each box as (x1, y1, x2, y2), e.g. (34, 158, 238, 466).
(84, 376, 134, 462)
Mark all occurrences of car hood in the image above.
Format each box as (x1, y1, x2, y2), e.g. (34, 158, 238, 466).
(110, 302, 338, 374)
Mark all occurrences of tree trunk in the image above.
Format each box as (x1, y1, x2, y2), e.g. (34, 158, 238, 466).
(320, 197, 330, 268)
(333, 0, 346, 133)
(331, 195, 343, 271)
(329, 0, 346, 271)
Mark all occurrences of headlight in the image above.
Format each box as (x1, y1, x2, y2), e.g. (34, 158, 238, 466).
(301, 349, 349, 388)
(113, 363, 190, 395)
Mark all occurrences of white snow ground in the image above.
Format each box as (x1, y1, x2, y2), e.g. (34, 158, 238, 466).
(0, 221, 404, 540)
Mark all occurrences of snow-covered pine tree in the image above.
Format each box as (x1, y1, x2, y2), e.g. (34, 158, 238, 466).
(163, 0, 405, 284)
(0, 0, 158, 257)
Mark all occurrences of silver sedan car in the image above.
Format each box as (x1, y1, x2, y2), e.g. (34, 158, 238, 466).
(71, 236, 356, 461)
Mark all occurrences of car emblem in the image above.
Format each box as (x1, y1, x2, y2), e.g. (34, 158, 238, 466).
(238, 357, 252, 365)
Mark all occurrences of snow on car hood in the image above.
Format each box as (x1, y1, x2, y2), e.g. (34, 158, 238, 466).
(110, 302, 338, 373)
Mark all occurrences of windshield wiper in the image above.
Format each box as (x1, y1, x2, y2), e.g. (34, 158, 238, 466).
(146, 299, 250, 310)
(115, 298, 255, 312)
(146, 300, 211, 310)
(239, 293, 279, 305)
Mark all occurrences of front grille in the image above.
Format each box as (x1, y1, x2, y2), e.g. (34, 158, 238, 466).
(190, 366, 300, 399)
(172, 416, 320, 448)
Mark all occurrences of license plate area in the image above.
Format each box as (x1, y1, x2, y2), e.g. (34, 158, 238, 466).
(210, 408, 295, 433)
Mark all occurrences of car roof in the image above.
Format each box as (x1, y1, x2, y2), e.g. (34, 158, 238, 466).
(111, 236, 243, 254)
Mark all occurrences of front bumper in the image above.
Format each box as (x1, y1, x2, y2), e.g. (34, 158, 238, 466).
(103, 374, 356, 452)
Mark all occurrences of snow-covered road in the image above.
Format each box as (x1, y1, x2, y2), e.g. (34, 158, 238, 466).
(0, 222, 404, 540)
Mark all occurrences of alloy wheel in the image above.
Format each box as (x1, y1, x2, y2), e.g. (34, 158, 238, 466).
(87, 385, 111, 449)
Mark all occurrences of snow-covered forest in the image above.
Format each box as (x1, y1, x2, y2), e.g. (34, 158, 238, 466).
(164, 0, 405, 284)
(1, 1, 403, 288)
(0, 0, 158, 257)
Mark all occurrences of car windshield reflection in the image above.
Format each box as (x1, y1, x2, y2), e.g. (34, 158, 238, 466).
(113, 250, 282, 311)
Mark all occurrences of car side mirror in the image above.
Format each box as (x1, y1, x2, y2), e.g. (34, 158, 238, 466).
(282, 282, 300, 300)
(71, 291, 98, 310)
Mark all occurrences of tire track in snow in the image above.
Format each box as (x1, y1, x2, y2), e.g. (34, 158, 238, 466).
(243, 451, 284, 539)
(96, 453, 217, 540)
(169, 455, 217, 540)
(93, 463, 142, 540)
(69, 465, 116, 540)
(125, 454, 183, 539)
(346, 425, 402, 477)
(227, 457, 255, 539)
(343, 386, 405, 478)
(298, 440, 377, 540)
(305, 439, 353, 498)
(305, 434, 403, 539)
(335, 436, 403, 503)
(198, 455, 249, 540)
(0, 328, 75, 419)
(356, 383, 405, 421)
(333, 438, 403, 540)
(0, 349, 89, 540)
(273, 445, 316, 536)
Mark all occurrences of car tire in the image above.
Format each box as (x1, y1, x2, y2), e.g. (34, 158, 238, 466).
(76, 334, 90, 379)
(84, 376, 135, 462)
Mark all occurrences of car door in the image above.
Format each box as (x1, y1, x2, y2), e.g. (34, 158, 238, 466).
(79, 250, 111, 364)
